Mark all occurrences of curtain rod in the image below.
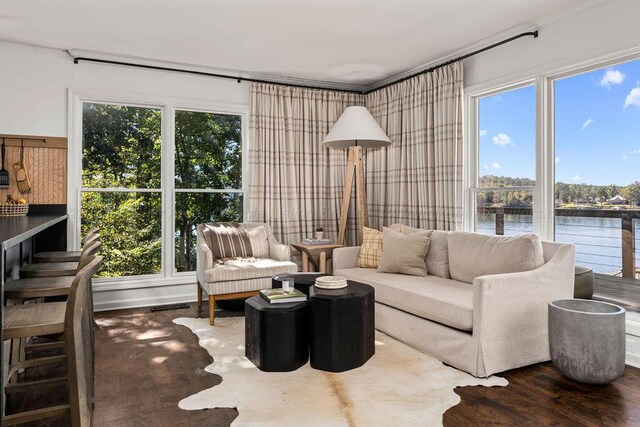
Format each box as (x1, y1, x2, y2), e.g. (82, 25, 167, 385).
(363, 30, 538, 94)
(66, 29, 538, 95)
(65, 50, 363, 94)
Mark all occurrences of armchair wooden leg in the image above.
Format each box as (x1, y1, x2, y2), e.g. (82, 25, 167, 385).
(197, 282, 203, 309)
(209, 295, 215, 326)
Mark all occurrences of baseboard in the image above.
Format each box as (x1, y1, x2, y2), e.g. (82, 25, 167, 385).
(93, 281, 197, 312)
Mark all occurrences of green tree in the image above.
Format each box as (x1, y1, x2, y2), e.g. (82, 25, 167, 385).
(622, 182, 640, 206)
(81, 104, 243, 277)
(82, 103, 162, 277)
(174, 111, 243, 272)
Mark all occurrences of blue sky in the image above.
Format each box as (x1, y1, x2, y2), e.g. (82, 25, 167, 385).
(479, 59, 640, 186)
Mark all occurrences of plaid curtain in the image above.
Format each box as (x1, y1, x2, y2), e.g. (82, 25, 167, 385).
(246, 62, 464, 246)
(246, 83, 365, 245)
(365, 62, 464, 231)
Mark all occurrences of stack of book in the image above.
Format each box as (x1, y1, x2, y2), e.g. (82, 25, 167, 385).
(260, 288, 307, 304)
(301, 238, 333, 245)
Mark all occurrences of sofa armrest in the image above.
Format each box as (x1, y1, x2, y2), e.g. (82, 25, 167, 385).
(197, 233, 214, 285)
(333, 246, 361, 270)
(473, 242, 575, 336)
(268, 235, 291, 261)
(471, 243, 575, 374)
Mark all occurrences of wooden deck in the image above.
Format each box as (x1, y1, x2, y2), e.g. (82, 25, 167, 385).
(594, 273, 640, 312)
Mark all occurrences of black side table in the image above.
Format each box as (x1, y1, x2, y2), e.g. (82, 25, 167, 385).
(245, 296, 309, 372)
(309, 281, 375, 372)
(272, 272, 329, 296)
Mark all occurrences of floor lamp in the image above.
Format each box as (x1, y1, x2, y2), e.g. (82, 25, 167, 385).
(322, 106, 391, 245)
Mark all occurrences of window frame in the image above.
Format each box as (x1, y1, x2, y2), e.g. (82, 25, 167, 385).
(464, 79, 539, 235)
(69, 89, 248, 288)
(172, 107, 246, 276)
(464, 50, 640, 242)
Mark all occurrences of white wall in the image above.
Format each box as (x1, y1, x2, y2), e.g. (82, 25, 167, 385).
(464, 0, 640, 89)
(0, 41, 250, 136)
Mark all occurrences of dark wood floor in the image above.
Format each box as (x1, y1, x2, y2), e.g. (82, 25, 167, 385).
(9, 303, 640, 426)
(444, 362, 640, 426)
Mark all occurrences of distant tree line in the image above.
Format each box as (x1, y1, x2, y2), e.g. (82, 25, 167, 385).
(479, 175, 640, 207)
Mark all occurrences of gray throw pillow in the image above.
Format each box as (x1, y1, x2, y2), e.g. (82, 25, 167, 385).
(390, 224, 451, 278)
(377, 227, 431, 276)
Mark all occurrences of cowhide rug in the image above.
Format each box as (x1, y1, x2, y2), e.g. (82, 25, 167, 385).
(174, 317, 507, 426)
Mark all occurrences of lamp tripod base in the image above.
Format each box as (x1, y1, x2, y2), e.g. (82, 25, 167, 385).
(337, 145, 368, 245)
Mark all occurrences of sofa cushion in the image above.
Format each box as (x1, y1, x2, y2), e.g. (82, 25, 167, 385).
(203, 222, 253, 259)
(448, 232, 544, 284)
(378, 227, 431, 276)
(246, 225, 269, 258)
(204, 258, 297, 283)
(393, 224, 451, 279)
(335, 267, 473, 331)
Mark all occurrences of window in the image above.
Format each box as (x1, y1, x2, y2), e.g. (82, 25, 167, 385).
(80, 102, 244, 279)
(174, 110, 243, 272)
(554, 59, 640, 274)
(81, 103, 163, 277)
(472, 85, 536, 235)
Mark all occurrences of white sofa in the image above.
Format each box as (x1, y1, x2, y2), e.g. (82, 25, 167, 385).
(333, 229, 575, 377)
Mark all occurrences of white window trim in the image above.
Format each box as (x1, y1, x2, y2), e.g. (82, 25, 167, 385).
(67, 87, 249, 288)
(463, 47, 640, 240)
(464, 79, 537, 234)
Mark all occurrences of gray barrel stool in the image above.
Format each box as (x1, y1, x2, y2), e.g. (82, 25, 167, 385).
(574, 266, 595, 299)
(549, 299, 626, 384)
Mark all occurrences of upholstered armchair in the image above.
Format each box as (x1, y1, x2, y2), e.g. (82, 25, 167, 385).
(196, 222, 298, 325)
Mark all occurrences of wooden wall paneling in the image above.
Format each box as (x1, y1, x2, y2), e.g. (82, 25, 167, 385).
(0, 135, 67, 205)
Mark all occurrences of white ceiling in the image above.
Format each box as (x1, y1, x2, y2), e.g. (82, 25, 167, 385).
(0, 0, 604, 89)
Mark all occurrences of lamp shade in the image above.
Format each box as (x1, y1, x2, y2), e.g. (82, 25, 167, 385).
(322, 106, 391, 149)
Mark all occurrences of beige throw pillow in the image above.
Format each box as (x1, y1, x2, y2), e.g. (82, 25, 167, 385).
(357, 226, 384, 268)
(246, 225, 270, 258)
(390, 224, 451, 278)
(377, 227, 431, 276)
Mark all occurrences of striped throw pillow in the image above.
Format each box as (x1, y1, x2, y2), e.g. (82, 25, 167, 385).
(357, 226, 384, 268)
(204, 222, 253, 259)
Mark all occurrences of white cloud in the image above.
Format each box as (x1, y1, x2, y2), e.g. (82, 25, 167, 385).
(600, 69, 625, 88)
(483, 164, 490, 171)
(622, 154, 629, 160)
(582, 118, 594, 129)
(491, 162, 501, 170)
(624, 87, 640, 109)
(555, 156, 560, 164)
(492, 133, 513, 147)
(479, 130, 487, 137)
(573, 175, 581, 182)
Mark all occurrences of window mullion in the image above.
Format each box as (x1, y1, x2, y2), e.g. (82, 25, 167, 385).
(163, 105, 176, 278)
(534, 76, 554, 241)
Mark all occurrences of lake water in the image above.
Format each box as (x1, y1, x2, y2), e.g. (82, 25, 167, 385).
(476, 213, 640, 274)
